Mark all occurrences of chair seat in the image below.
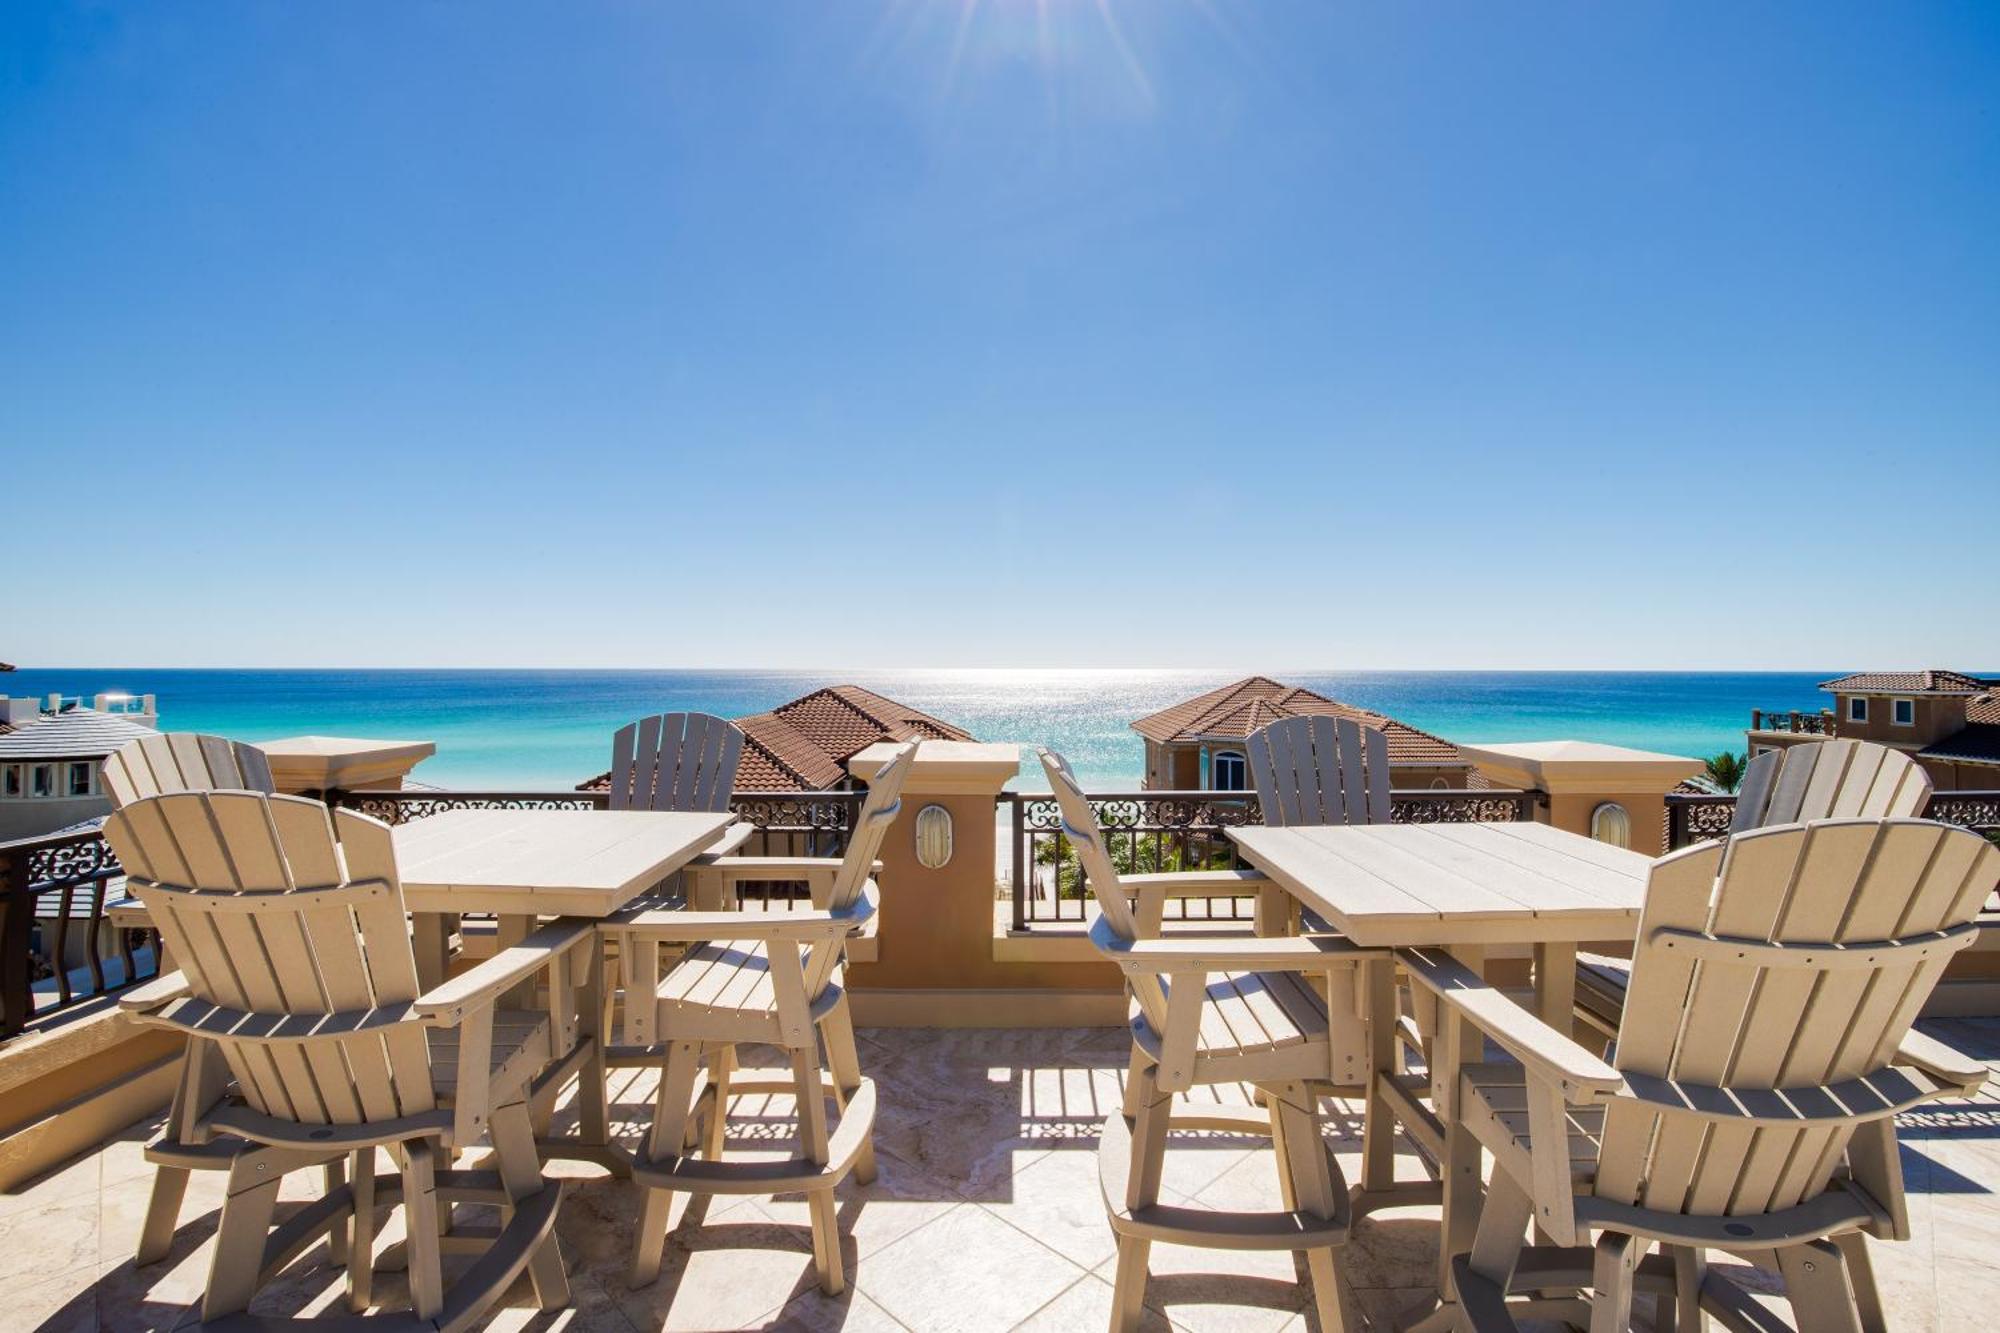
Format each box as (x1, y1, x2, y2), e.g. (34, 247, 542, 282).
(1575, 952, 1631, 1026)
(657, 941, 844, 1015)
(1139, 969, 1329, 1058)
(1459, 1062, 1603, 1187)
(428, 1008, 552, 1102)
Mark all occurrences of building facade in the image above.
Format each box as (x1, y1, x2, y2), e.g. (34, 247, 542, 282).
(1746, 670, 2000, 792)
(1130, 676, 1475, 792)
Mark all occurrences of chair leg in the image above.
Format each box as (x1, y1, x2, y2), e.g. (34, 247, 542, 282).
(631, 1040, 701, 1289)
(1464, 1170, 1533, 1296)
(793, 1045, 843, 1295)
(135, 1164, 192, 1265)
(820, 996, 875, 1184)
(1776, 1239, 1863, 1333)
(1110, 1234, 1152, 1333)
(1122, 1043, 1148, 1120)
(492, 1099, 570, 1310)
(703, 1044, 736, 1160)
(348, 1148, 377, 1312)
(1272, 1081, 1345, 1333)
(403, 1138, 445, 1321)
(1833, 1233, 1885, 1333)
(203, 1148, 285, 1321)
(1665, 1245, 1705, 1333)
(1125, 1061, 1171, 1214)
(1589, 1232, 1640, 1333)
(323, 1156, 349, 1267)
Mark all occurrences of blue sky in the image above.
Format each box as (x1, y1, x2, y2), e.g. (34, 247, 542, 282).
(4, 2, 1996, 670)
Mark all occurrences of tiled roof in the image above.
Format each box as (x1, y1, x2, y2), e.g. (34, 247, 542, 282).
(581, 686, 974, 793)
(1131, 676, 1470, 769)
(1967, 691, 2000, 726)
(1819, 670, 1989, 695)
(0, 709, 157, 761)
(1920, 724, 2000, 768)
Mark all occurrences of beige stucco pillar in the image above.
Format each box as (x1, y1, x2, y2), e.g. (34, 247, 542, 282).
(1456, 740, 1702, 858)
(843, 740, 1125, 1027)
(257, 736, 438, 796)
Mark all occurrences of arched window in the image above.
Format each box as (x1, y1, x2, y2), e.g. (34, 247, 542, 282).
(1211, 751, 1247, 792)
(1590, 801, 1631, 849)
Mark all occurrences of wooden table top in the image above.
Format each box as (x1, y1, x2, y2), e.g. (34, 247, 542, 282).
(1227, 821, 1653, 947)
(391, 808, 736, 917)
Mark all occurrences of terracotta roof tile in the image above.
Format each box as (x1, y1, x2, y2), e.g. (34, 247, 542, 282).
(1965, 691, 2000, 726)
(1819, 670, 1989, 695)
(581, 685, 974, 793)
(1131, 676, 1469, 769)
(1920, 723, 2000, 768)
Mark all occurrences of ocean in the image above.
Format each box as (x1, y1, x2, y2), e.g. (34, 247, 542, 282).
(0, 668, 1854, 791)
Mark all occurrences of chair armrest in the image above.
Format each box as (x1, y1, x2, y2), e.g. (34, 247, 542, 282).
(1121, 869, 1268, 898)
(118, 970, 191, 1012)
(611, 883, 878, 942)
(690, 822, 757, 862)
(1400, 947, 1624, 1102)
(1896, 1028, 1988, 1097)
(687, 855, 852, 882)
(412, 917, 595, 1023)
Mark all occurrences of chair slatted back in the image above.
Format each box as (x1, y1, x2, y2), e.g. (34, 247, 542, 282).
(1595, 819, 1996, 1217)
(608, 713, 745, 814)
(791, 741, 918, 1009)
(103, 791, 433, 1126)
(1246, 715, 1392, 828)
(1037, 748, 1170, 1034)
(1730, 740, 1931, 835)
(101, 732, 275, 809)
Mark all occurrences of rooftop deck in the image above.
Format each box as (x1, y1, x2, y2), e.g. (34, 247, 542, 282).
(13, 1017, 2000, 1332)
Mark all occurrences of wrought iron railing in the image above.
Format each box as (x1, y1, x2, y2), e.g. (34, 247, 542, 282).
(1665, 790, 2000, 850)
(1005, 788, 1541, 928)
(1750, 709, 1836, 735)
(0, 789, 863, 1038)
(0, 823, 149, 1037)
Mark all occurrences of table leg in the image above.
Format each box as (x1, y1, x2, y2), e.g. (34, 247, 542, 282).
(497, 914, 533, 1007)
(1360, 957, 1397, 1194)
(578, 931, 612, 1152)
(1436, 943, 1485, 1308)
(1533, 942, 1577, 1037)
(413, 913, 450, 990)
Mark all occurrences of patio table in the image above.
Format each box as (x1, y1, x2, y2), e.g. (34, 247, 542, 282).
(1226, 820, 1652, 1321)
(393, 807, 737, 1170)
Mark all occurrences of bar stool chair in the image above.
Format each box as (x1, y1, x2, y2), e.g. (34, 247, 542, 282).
(1041, 747, 1379, 1333)
(607, 740, 916, 1294)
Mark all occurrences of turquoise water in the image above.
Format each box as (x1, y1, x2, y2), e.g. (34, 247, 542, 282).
(1, 669, 1856, 791)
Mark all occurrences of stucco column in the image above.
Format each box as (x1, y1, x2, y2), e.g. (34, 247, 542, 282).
(843, 740, 1125, 1026)
(258, 736, 438, 797)
(1456, 740, 1702, 858)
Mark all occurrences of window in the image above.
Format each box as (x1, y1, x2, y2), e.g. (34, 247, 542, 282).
(1590, 801, 1631, 849)
(30, 764, 53, 798)
(68, 762, 94, 796)
(1892, 699, 1915, 727)
(1211, 751, 1247, 792)
(1848, 696, 1868, 724)
(1, 766, 18, 799)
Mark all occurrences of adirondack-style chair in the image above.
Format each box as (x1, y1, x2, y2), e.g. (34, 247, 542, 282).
(98, 732, 277, 1264)
(1246, 715, 1393, 934)
(105, 790, 589, 1330)
(1041, 747, 1378, 1333)
(606, 740, 917, 1296)
(1405, 816, 1994, 1332)
(1247, 714, 1392, 829)
(607, 712, 745, 814)
(1576, 741, 1935, 1042)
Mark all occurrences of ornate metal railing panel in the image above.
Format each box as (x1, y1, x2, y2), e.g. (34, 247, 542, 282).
(327, 788, 862, 908)
(1005, 788, 1540, 928)
(1666, 790, 2000, 850)
(0, 824, 152, 1038)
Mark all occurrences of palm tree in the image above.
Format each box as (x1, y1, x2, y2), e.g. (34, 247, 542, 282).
(1705, 750, 1748, 793)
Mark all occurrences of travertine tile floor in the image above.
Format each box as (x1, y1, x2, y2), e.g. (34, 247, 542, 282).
(7, 1018, 1999, 1332)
